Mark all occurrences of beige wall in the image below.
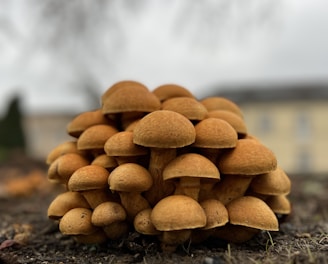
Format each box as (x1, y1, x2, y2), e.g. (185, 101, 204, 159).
(240, 100, 328, 174)
(23, 114, 75, 161)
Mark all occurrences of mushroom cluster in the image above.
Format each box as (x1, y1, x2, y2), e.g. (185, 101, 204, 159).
(46, 80, 292, 252)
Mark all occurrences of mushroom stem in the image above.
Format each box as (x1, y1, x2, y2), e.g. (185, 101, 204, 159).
(213, 175, 253, 205)
(145, 148, 176, 206)
(174, 177, 201, 201)
(160, 229, 192, 252)
(119, 192, 150, 221)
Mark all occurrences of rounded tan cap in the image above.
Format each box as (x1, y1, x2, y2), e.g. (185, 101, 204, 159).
(227, 196, 279, 231)
(151, 195, 206, 231)
(108, 163, 153, 192)
(163, 153, 220, 181)
(133, 110, 196, 148)
(218, 139, 277, 175)
(68, 165, 110, 191)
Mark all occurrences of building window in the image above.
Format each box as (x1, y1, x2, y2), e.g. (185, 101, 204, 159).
(297, 149, 312, 173)
(258, 112, 273, 135)
(296, 111, 311, 142)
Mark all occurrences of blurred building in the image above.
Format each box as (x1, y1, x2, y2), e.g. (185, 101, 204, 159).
(216, 83, 328, 175)
(22, 83, 328, 176)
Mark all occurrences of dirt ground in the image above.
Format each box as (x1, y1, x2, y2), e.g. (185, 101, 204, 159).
(0, 156, 327, 264)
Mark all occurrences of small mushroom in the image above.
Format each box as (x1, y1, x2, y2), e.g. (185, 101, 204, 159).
(192, 118, 238, 163)
(207, 110, 247, 138)
(104, 131, 148, 165)
(151, 195, 206, 252)
(47, 153, 89, 185)
(266, 194, 292, 217)
(163, 153, 220, 201)
(249, 166, 292, 197)
(46, 140, 86, 165)
(161, 97, 208, 122)
(59, 207, 99, 237)
(77, 124, 118, 157)
(218, 139, 277, 175)
(133, 110, 196, 206)
(134, 208, 161, 236)
(108, 163, 153, 221)
(67, 109, 114, 138)
(91, 201, 129, 240)
(227, 196, 279, 232)
(200, 96, 244, 118)
(191, 198, 229, 244)
(68, 165, 115, 209)
(47, 191, 90, 220)
(91, 154, 118, 172)
(152, 83, 195, 102)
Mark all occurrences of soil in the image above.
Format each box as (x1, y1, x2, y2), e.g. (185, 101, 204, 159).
(0, 156, 327, 264)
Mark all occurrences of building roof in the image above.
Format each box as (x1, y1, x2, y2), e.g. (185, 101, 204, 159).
(209, 82, 328, 104)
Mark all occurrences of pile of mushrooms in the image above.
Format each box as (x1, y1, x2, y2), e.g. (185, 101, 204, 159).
(46, 80, 292, 252)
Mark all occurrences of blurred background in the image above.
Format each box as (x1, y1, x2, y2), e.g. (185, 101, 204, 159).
(1, 0, 328, 176)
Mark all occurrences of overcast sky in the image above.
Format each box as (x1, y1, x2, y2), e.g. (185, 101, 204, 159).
(1, 0, 328, 115)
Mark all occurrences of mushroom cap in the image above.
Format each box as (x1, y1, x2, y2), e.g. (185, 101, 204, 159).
(152, 84, 195, 102)
(227, 196, 279, 231)
(77, 124, 118, 151)
(47, 191, 90, 220)
(91, 201, 127, 226)
(200, 96, 244, 118)
(68, 165, 110, 191)
(217, 139, 277, 175)
(91, 154, 118, 171)
(104, 131, 148, 157)
(133, 110, 196, 148)
(150, 195, 206, 231)
(46, 141, 84, 165)
(193, 118, 238, 149)
(207, 110, 247, 135)
(47, 153, 90, 184)
(163, 153, 220, 181)
(101, 80, 149, 104)
(108, 163, 153, 192)
(134, 208, 161, 235)
(250, 167, 291, 195)
(102, 83, 161, 114)
(161, 97, 208, 121)
(266, 195, 291, 215)
(59, 207, 98, 235)
(199, 199, 229, 229)
(67, 109, 113, 138)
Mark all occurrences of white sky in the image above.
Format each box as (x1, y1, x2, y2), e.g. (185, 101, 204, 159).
(1, 0, 328, 115)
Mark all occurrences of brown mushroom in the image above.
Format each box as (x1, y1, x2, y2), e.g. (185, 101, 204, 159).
(207, 110, 247, 137)
(220, 139, 276, 186)
(108, 163, 153, 221)
(200, 96, 244, 118)
(67, 109, 114, 138)
(91, 201, 129, 240)
(47, 153, 89, 185)
(250, 167, 292, 196)
(133, 110, 196, 206)
(192, 117, 238, 163)
(46, 140, 86, 165)
(47, 191, 90, 220)
(134, 208, 161, 236)
(104, 131, 148, 165)
(161, 97, 208, 121)
(68, 165, 115, 209)
(163, 153, 220, 201)
(227, 196, 279, 232)
(152, 83, 195, 102)
(77, 124, 118, 157)
(151, 195, 206, 252)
